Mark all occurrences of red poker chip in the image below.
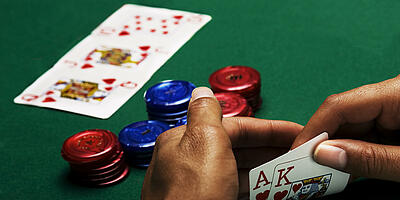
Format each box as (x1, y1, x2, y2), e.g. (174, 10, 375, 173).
(209, 66, 262, 112)
(71, 164, 130, 187)
(69, 150, 124, 175)
(72, 160, 125, 180)
(61, 129, 119, 165)
(215, 93, 250, 117)
(209, 66, 261, 93)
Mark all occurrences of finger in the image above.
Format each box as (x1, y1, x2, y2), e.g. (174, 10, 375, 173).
(314, 139, 400, 181)
(180, 87, 230, 150)
(292, 76, 400, 149)
(223, 117, 303, 148)
(234, 147, 289, 169)
(238, 168, 250, 197)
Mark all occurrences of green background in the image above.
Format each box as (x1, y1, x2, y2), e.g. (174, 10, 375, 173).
(2, 0, 400, 199)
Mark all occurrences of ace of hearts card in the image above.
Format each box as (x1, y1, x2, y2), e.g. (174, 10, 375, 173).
(249, 133, 350, 200)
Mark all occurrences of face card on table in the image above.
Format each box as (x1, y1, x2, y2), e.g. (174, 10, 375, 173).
(61, 36, 163, 72)
(249, 133, 350, 200)
(14, 61, 144, 119)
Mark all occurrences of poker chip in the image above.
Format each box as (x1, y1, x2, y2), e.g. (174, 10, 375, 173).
(144, 80, 196, 112)
(215, 92, 253, 117)
(174, 117, 187, 127)
(118, 120, 170, 167)
(61, 129, 129, 186)
(209, 66, 262, 112)
(144, 80, 195, 125)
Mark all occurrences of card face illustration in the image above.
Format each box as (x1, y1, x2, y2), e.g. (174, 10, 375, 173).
(286, 174, 331, 200)
(84, 45, 149, 68)
(49, 79, 112, 103)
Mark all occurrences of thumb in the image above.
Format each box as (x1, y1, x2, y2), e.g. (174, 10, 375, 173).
(314, 139, 400, 181)
(180, 87, 230, 150)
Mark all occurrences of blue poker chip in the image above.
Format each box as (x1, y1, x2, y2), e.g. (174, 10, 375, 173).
(175, 117, 187, 127)
(148, 115, 187, 124)
(146, 109, 188, 118)
(118, 120, 170, 154)
(144, 80, 196, 112)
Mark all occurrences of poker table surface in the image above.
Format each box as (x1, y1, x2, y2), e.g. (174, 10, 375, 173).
(2, 0, 400, 199)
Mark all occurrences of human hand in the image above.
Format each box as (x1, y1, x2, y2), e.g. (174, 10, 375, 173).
(292, 76, 400, 181)
(141, 87, 303, 199)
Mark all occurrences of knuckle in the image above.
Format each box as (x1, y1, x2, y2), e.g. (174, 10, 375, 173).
(358, 145, 385, 176)
(188, 98, 219, 114)
(323, 93, 342, 107)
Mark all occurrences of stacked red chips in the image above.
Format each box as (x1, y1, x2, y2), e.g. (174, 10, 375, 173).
(61, 129, 129, 187)
(215, 93, 253, 117)
(209, 66, 262, 111)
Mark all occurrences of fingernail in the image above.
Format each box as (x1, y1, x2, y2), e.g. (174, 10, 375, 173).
(314, 141, 347, 170)
(190, 87, 214, 102)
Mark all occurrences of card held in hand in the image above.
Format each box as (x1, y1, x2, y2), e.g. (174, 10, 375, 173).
(249, 132, 350, 200)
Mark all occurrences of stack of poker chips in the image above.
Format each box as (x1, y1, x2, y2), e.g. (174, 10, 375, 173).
(118, 120, 170, 167)
(61, 129, 129, 186)
(209, 66, 262, 111)
(144, 80, 196, 127)
(215, 92, 254, 117)
(175, 117, 187, 127)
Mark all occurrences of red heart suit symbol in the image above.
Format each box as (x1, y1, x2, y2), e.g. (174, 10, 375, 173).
(274, 190, 288, 200)
(102, 78, 116, 85)
(45, 91, 54, 95)
(81, 64, 94, 69)
(256, 190, 270, 200)
(42, 97, 56, 103)
(173, 15, 183, 20)
(139, 46, 150, 51)
(119, 30, 130, 36)
(293, 183, 302, 193)
(104, 87, 113, 91)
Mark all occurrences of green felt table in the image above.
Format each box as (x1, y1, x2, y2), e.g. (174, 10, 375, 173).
(2, 0, 400, 199)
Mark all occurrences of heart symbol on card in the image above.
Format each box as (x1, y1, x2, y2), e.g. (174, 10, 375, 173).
(81, 64, 94, 69)
(273, 190, 288, 200)
(42, 97, 56, 103)
(256, 190, 270, 200)
(118, 30, 130, 36)
(45, 91, 54, 95)
(119, 81, 137, 89)
(104, 87, 113, 91)
(102, 78, 116, 85)
(173, 15, 183, 20)
(139, 46, 150, 51)
(293, 183, 302, 193)
(22, 94, 39, 102)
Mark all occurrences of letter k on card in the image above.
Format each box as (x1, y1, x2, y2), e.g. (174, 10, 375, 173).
(249, 132, 350, 200)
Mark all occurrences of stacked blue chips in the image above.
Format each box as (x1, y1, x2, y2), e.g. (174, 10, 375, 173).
(175, 117, 187, 127)
(144, 80, 195, 127)
(118, 120, 170, 167)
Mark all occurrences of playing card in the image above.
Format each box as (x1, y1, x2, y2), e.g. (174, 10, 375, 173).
(59, 36, 170, 75)
(14, 61, 144, 119)
(92, 4, 211, 53)
(249, 133, 350, 200)
(14, 4, 211, 118)
(93, 4, 211, 38)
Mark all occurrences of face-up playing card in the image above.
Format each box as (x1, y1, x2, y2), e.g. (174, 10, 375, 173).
(14, 61, 144, 118)
(249, 133, 350, 200)
(92, 4, 211, 53)
(14, 4, 211, 119)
